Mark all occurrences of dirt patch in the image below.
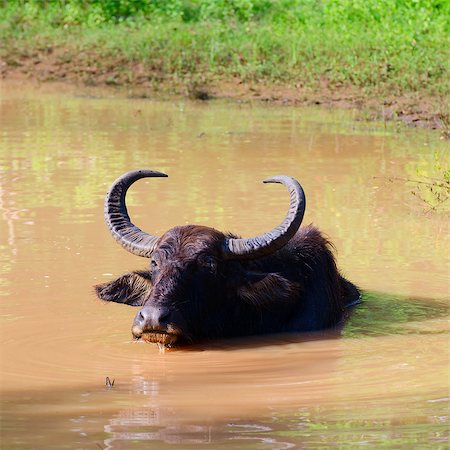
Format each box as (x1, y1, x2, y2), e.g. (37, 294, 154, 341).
(1, 46, 448, 135)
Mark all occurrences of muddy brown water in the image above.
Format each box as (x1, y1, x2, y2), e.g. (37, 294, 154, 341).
(1, 80, 449, 449)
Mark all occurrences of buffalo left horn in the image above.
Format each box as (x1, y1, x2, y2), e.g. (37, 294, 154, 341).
(104, 169, 167, 258)
(224, 176, 305, 259)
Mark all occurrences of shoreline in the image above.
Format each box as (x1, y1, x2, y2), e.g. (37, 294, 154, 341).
(1, 47, 448, 135)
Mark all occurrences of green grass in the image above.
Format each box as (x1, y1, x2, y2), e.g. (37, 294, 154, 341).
(1, 0, 449, 96)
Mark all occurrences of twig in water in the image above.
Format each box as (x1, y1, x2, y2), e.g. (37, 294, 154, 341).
(374, 175, 450, 212)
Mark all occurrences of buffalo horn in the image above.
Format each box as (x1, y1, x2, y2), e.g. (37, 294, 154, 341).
(224, 176, 305, 259)
(104, 169, 167, 258)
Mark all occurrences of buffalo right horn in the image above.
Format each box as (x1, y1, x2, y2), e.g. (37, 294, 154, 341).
(224, 176, 306, 259)
(104, 169, 167, 258)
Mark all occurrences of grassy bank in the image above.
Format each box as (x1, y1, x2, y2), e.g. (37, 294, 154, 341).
(1, 1, 449, 128)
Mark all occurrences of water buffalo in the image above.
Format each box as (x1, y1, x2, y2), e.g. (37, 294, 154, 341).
(95, 169, 360, 347)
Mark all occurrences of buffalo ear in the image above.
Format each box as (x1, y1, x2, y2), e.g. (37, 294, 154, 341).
(94, 270, 152, 306)
(237, 272, 301, 307)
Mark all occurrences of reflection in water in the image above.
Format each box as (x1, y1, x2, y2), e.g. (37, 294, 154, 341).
(344, 292, 449, 337)
(0, 80, 449, 449)
(101, 391, 299, 449)
(3, 360, 448, 450)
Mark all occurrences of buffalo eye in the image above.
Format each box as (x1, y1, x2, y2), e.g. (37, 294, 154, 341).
(198, 255, 217, 274)
(150, 259, 159, 276)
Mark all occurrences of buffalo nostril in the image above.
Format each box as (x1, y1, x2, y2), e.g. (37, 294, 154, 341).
(137, 309, 147, 324)
(132, 309, 147, 338)
(157, 309, 171, 325)
(135, 305, 173, 330)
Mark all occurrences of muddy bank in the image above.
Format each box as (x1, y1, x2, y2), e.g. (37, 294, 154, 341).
(1, 46, 448, 134)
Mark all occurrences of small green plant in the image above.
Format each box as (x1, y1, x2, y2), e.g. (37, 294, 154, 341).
(410, 177, 450, 212)
(413, 151, 450, 212)
(387, 151, 450, 213)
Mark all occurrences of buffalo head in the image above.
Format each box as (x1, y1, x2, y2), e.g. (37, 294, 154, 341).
(95, 169, 312, 347)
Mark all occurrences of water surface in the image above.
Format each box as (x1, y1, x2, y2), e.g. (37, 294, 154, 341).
(1, 80, 449, 449)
